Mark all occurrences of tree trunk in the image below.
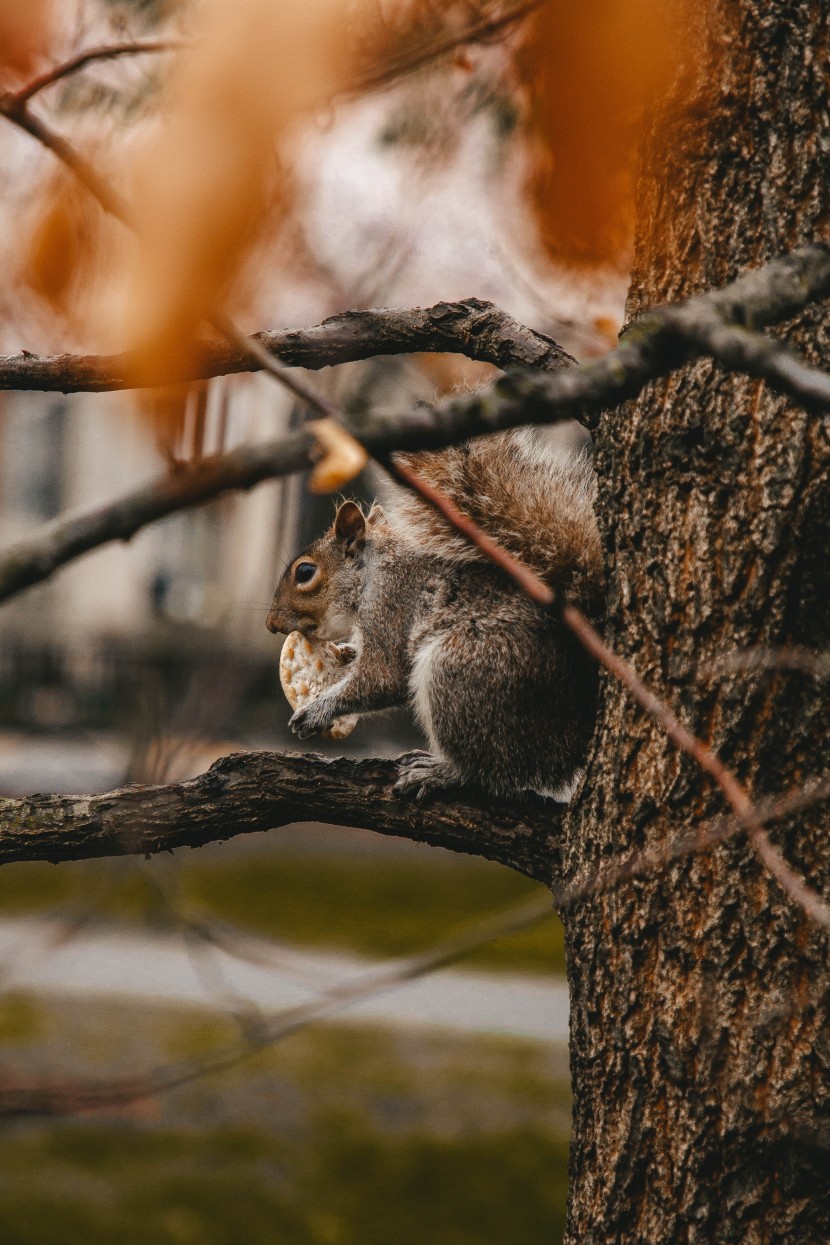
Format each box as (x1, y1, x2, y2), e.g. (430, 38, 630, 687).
(563, 3, 830, 1241)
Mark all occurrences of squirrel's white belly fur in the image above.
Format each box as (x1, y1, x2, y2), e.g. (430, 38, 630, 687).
(408, 631, 447, 752)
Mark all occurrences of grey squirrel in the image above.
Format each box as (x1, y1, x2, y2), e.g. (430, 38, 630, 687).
(266, 430, 603, 800)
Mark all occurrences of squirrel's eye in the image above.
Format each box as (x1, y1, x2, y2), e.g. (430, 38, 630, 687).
(294, 561, 317, 586)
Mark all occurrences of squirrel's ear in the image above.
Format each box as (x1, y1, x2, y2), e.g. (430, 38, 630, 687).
(367, 503, 387, 528)
(334, 501, 366, 553)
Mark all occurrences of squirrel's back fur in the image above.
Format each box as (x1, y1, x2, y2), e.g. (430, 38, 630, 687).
(388, 430, 602, 612)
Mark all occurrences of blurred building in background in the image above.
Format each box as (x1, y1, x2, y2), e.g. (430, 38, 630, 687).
(0, 376, 296, 737)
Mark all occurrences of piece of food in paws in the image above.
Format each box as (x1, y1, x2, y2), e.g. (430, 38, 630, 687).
(279, 631, 358, 740)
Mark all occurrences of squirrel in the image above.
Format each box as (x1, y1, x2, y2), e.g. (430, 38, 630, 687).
(266, 429, 603, 800)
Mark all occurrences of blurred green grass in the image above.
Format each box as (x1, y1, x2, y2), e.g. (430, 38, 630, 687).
(0, 998, 571, 1245)
(0, 846, 565, 975)
(0, 1122, 569, 1245)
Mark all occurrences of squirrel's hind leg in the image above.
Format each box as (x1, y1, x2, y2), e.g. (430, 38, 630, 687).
(393, 750, 462, 801)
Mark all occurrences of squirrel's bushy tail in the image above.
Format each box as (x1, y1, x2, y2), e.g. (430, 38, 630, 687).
(387, 430, 602, 610)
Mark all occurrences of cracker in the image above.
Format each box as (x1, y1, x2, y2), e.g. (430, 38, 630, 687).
(279, 631, 358, 740)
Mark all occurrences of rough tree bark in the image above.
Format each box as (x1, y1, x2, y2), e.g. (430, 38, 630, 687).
(563, 4, 830, 1243)
(0, 752, 559, 880)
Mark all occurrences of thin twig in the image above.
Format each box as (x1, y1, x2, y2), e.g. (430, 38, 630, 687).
(7, 39, 186, 106)
(562, 605, 830, 929)
(553, 776, 830, 909)
(701, 646, 830, 683)
(347, 0, 546, 96)
(0, 100, 130, 218)
(386, 455, 555, 604)
(0, 894, 553, 1117)
(209, 310, 338, 418)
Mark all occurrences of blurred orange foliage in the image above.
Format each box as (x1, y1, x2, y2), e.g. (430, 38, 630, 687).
(118, 0, 356, 387)
(25, 170, 101, 319)
(0, 0, 55, 86)
(520, 0, 680, 267)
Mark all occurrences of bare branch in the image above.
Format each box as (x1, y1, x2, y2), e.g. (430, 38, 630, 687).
(0, 245, 827, 429)
(701, 646, 830, 682)
(0, 750, 562, 881)
(0, 300, 569, 605)
(347, 0, 546, 96)
(6, 39, 186, 106)
(660, 298, 830, 411)
(0, 299, 574, 393)
(460, 241, 830, 434)
(0, 432, 315, 604)
(563, 605, 830, 930)
(208, 310, 339, 416)
(0, 893, 553, 1118)
(4, 39, 829, 428)
(6, 772, 829, 1120)
(2, 41, 829, 431)
(0, 99, 130, 219)
(2, 242, 827, 604)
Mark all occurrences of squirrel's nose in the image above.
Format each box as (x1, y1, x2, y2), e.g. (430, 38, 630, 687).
(265, 609, 282, 634)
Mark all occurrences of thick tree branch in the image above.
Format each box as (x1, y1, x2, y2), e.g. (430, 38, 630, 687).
(1, 244, 829, 607)
(3, 736, 827, 921)
(467, 241, 830, 434)
(0, 750, 562, 882)
(0, 248, 826, 421)
(3, 247, 829, 402)
(0, 299, 574, 393)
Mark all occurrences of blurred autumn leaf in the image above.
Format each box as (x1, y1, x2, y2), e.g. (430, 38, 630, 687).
(309, 417, 370, 494)
(0, 0, 55, 86)
(24, 168, 105, 321)
(520, 0, 680, 267)
(116, 0, 358, 387)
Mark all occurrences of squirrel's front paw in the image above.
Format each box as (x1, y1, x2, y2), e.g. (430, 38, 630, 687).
(328, 642, 357, 665)
(394, 751, 460, 801)
(289, 700, 334, 740)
